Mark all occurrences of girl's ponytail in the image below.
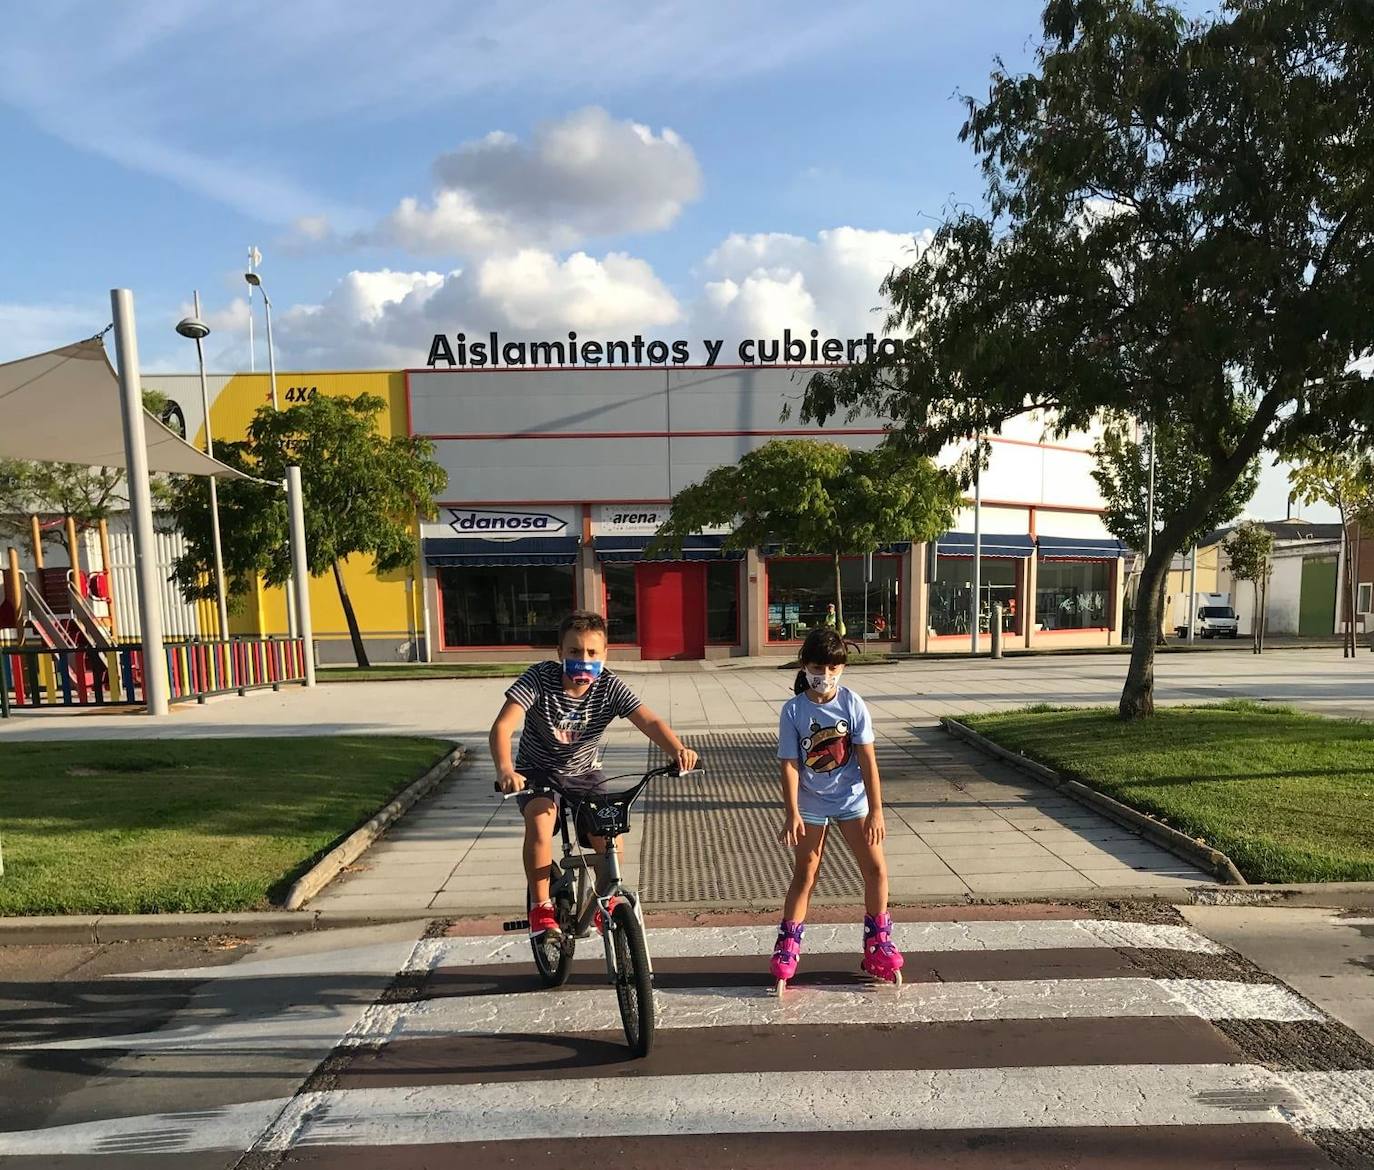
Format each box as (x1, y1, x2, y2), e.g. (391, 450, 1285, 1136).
(793, 669, 808, 695)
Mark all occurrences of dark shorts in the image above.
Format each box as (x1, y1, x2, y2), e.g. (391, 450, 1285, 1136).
(514, 768, 607, 814)
(516, 768, 618, 847)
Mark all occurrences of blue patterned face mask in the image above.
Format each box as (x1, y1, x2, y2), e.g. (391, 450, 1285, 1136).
(563, 658, 603, 684)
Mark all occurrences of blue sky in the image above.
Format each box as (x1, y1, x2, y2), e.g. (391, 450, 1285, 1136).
(0, 1, 1318, 519)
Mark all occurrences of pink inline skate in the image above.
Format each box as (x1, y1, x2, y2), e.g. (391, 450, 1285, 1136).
(861, 912, 904, 986)
(770, 919, 805, 994)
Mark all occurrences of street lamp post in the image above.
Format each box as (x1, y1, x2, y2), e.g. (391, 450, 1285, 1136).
(175, 293, 229, 640)
(243, 270, 296, 637)
(243, 272, 279, 411)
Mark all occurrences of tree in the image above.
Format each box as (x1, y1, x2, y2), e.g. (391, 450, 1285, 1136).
(650, 439, 961, 635)
(1223, 521, 1274, 653)
(1288, 447, 1374, 656)
(1091, 413, 1258, 640)
(802, 0, 1374, 719)
(167, 394, 445, 667)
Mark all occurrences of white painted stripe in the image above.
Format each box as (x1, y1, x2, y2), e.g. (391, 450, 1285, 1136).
(7, 1066, 1374, 1155)
(346, 979, 1321, 1044)
(110, 940, 422, 982)
(404, 920, 1227, 972)
(1282, 1069, 1374, 1131)
(104, 921, 1225, 984)
(0, 1097, 292, 1158)
(14, 977, 1318, 1054)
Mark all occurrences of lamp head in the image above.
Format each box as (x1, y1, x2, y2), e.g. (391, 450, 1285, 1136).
(175, 316, 210, 340)
(244, 272, 263, 288)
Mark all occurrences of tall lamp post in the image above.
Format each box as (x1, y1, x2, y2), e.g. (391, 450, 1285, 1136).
(243, 272, 280, 411)
(243, 270, 296, 636)
(175, 294, 229, 639)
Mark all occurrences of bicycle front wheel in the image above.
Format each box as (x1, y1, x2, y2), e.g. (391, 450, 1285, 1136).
(610, 901, 655, 1057)
(529, 864, 575, 987)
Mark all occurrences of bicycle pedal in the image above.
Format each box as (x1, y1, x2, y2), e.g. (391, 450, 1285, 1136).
(502, 918, 530, 932)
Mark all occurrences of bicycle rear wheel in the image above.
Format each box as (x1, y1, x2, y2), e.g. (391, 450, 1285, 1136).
(529, 862, 575, 987)
(610, 901, 654, 1057)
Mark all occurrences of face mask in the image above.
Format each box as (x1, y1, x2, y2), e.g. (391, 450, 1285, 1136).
(806, 669, 841, 695)
(563, 658, 603, 684)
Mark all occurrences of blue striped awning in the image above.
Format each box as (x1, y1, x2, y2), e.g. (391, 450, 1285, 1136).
(935, 532, 1033, 558)
(423, 536, 579, 567)
(1036, 535, 1127, 560)
(593, 535, 743, 563)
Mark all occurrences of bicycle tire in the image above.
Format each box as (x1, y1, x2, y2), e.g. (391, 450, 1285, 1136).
(529, 863, 575, 988)
(610, 901, 655, 1057)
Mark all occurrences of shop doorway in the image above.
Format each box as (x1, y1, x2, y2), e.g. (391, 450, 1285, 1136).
(637, 563, 706, 660)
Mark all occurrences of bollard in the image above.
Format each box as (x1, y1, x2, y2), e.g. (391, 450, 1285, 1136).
(991, 603, 1004, 659)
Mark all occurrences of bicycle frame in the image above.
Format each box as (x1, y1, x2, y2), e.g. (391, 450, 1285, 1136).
(501, 763, 698, 970)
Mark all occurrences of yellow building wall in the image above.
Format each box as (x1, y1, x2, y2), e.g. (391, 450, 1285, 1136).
(197, 372, 420, 646)
(1162, 542, 1222, 633)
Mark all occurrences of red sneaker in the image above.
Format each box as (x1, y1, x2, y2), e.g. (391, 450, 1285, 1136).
(528, 902, 562, 938)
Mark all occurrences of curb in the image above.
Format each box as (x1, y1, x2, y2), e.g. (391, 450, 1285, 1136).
(940, 716, 1247, 885)
(0, 909, 442, 946)
(282, 744, 468, 910)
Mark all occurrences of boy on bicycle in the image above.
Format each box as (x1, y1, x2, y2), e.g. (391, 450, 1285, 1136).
(490, 610, 698, 940)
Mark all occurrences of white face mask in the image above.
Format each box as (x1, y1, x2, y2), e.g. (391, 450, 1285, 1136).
(805, 668, 842, 695)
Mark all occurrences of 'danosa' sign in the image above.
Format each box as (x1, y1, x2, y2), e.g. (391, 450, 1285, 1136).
(421, 506, 575, 542)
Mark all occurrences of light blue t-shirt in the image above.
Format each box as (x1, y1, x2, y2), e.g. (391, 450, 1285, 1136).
(777, 686, 875, 818)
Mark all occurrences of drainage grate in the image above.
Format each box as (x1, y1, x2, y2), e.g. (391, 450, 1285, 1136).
(641, 731, 863, 906)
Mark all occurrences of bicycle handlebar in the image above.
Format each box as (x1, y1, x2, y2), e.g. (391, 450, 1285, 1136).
(493, 762, 703, 797)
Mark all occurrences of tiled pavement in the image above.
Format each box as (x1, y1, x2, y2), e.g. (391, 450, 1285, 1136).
(5, 649, 1365, 914)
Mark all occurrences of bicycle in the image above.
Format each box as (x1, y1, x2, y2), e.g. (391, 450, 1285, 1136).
(496, 761, 703, 1057)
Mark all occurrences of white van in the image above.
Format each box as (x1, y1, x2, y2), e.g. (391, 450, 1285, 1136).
(1175, 592, 1240, 638)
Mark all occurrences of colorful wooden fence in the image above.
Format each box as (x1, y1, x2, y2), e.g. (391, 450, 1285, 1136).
(0, 637, 307, 717)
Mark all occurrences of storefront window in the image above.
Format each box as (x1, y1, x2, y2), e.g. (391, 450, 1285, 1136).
(928, 558, 1020, 637)
(1036, 560, 1110, 630)
(707, 561, 740, 643)
(603, 563, 638, 645)
(766, 556, 901, 642)
(439, 565, 575, 647)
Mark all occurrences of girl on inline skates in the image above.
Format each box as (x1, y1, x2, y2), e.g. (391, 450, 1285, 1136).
(771, 627, 903, 991)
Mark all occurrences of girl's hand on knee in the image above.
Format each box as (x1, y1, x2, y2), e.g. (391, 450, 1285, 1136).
(779, 814, 804, 847)
(865, 810, 886, 846)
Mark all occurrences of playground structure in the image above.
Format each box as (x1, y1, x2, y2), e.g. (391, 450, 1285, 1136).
(0, 289, 317, 716)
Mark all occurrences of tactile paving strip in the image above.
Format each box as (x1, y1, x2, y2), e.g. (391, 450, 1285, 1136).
(641, 731, 863, 905)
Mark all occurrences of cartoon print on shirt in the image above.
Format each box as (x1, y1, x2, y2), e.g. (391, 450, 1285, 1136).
(801, 718, 851, 774)
(553, 707, 590, 744)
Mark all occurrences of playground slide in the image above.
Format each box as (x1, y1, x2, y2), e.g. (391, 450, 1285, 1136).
(67, 585, 116, 651)
(23, 580, 76, 650)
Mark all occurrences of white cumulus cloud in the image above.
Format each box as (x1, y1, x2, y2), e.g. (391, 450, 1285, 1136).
(324, 108, 702, 258)
(693, 226, 930, 340)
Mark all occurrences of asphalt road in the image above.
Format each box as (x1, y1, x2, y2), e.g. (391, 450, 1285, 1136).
(2, 907, 1372, 1169)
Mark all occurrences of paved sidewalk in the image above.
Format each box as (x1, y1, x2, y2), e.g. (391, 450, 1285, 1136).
(6, 649, 1367, 916)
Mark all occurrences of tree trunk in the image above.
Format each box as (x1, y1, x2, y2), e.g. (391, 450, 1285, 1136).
(832, 552, 845, 638)
(1252, 578, 1261, 654)
(1119, 545, 1172, 720)
(1118, 391, 1284, 720)
(332, 558, 370, 668)
(1341, 506, 1356, 657)
(1258, 567, 1267, 653)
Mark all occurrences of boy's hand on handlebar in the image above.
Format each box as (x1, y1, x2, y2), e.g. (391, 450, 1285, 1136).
(497, 770, 526, 795)
(778, 813, 805, 847)
(675, 747, 699, 774)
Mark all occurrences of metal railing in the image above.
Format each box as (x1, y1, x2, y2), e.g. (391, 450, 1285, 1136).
(0, 636, 308, 717)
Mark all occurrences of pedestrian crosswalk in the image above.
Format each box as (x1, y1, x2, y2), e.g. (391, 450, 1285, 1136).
(3, 910, 1373, 1168)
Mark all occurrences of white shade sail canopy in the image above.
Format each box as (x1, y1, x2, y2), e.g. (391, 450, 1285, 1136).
(0, 339, 248, 478)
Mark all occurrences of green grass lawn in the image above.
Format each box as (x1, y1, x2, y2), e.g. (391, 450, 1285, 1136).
(961, 700, 1374, 884)
(0, 737, 453, 915)
(320, 663, 531, 682)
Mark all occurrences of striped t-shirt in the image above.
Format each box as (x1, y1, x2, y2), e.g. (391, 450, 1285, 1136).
(506, 660, 643, 776)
